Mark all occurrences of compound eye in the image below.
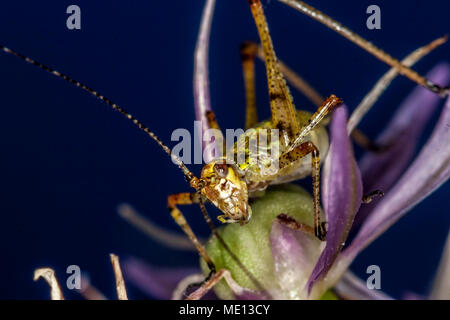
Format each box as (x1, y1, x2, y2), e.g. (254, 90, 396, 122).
(214, 163, 229, 178)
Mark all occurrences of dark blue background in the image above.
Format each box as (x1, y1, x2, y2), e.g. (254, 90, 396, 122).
(0, 0, 448, 299)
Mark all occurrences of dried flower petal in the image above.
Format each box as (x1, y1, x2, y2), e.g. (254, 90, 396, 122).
(33, 267, 65, 300)
(110, 253, 128, 300)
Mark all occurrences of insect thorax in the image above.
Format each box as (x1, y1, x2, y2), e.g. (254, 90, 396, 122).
(226, 110, 329, 187)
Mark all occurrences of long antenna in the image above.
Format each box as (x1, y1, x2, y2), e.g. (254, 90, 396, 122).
(0, 45, 196, 182)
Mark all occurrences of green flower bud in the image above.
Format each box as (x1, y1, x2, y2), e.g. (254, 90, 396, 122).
(200, 183, 334, 299)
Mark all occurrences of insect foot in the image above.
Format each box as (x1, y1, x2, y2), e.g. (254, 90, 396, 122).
(315, 222, 328, 241)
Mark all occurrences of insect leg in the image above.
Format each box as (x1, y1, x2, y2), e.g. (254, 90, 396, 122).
(169, 194, 271, 298)
(276, 213, 315, 237)
(288, 94, 342, 151)
(279, 141, 326, 240)
(350, 128, 390, 153)
(238, 41, 324, 107)
(278, 0, 449, 96)
(185, 269, 237, 300)
(248, 42, 386, 152)
(251, 36, 446, 152)
(168, 192, 216, 273)
(247, 0, 300, 142)
(269, 58, 385, 152)
(240, 42, 259, 129)
(205, 110, 221, 131)
(185, 268, 261, 300)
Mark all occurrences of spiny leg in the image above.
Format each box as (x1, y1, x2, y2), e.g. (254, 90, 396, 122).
(251, 42, 390, 153)
(276, 213, 315, 236)
(259, 35, 446, 151)
(351, 128, 390, 153)
(186, 269, 245, 300)
(240, 42, 259, 129)
(246, 41, 386, 152)
(278, 0, 449, 96)
(168, 192, 216, 273)
(205, 110, 221, 132)
(252, 35, 446, 124)
(243, 40, 324, 108)
(247, 0, 300, 143)
(186, 269, 227, 300)
(288, 94, 342, 151)
(252, 42, 324, 106)
(347, 35, 448, 132)
(253, 42, 406, 152)
(245, 37, 444, 146)
(280, 96, 341, 241)
(279, 141, 326, 240)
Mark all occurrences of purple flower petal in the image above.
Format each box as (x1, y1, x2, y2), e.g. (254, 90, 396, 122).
(194, 0, 216, 163)
(343, 95, 450, 263)
(306, 106, 363, 293)
(123, 257, 199, 300)
(356, 64, 450, 224)
(334, 271, 393, 300)
(270, 220, 322, 299)
(403, 292, 425, 300)
(234, 291, 267, 300)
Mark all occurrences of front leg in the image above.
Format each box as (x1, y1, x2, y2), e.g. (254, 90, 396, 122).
(279, 141, 327, 241)
(288, 94, 342, 152)
(168, 192, 216, 272)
